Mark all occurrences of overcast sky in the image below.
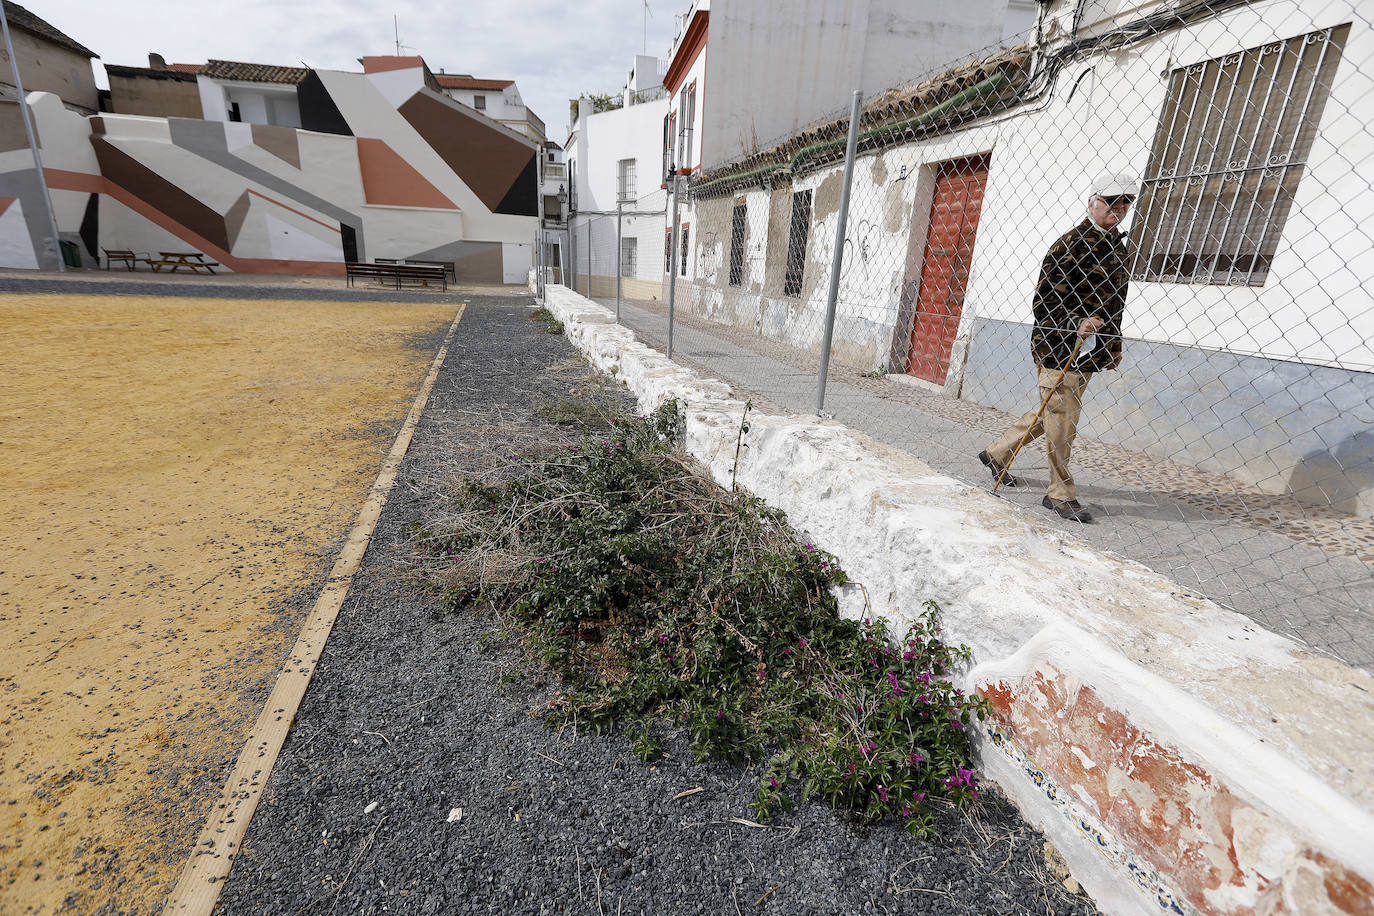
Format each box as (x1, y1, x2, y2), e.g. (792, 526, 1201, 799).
(33, 0, 683, 143)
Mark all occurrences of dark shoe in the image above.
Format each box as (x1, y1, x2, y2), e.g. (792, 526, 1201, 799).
(978, 450, 1025, 487)
(1042, 496, 1093, 523)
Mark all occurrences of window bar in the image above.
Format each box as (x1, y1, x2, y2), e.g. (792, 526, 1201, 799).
(1212, 39, 1287, 284)
(1199, 47, 1269, 281)
(1157, 61, 1222, 281)
(1132, 69, 1190, 280)
(1179, 58, 1232, 281)
(1246, 29, 1337, 283)
(1225, 32, 1316, 285)
(1191, 51, 1251, 284)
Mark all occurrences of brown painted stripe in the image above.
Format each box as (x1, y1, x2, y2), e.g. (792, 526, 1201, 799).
(249, 123, 300, 170)
(356, 138, 458, 210)
(246, 189, 341, 233)
(92, 137, 230, 252)
(44, 168, 345, 276)
(398, 91, 534, 213)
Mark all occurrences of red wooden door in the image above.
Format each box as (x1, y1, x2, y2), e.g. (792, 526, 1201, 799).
(906, 155, 990, 384)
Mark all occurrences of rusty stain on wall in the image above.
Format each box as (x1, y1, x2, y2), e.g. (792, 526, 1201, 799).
(980, 668, 1372, 916)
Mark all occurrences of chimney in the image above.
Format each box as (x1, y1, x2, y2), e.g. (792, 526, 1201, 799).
(148, 52, 167, 69)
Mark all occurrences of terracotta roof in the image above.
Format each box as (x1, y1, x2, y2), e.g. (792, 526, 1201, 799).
(3, 1, 96, 58)
(435, 74, 513, 91)
(104, 63, 199, 82)
(199, 59, 308, 84)
(167, 63, 202, 73)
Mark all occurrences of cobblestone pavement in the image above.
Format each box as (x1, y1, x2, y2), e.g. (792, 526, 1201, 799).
(598, 295, 1373, 673)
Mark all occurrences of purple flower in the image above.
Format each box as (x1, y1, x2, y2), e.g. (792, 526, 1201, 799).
(783, 646, 793, 656)
(908, 752, 925, 766)
(768, 777, 779, 788)
(877, 785, 890, 802)
(716, 709, 724, 720)
(658, 634, 667, 644)
(901, 805, 913, 817)
(860, 740, 878, 758)
(797, 638, 809, 649)
(804, 543, 814, 551)
(901, 650, 916, 661)
(756, 667, 768, 680)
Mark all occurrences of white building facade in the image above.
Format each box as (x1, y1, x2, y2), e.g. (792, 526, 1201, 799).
(435, 74, 547, 142)
(661, 0, 1026, 287)
(679, 0, 1374, 519)
(565, 61, 671, 301)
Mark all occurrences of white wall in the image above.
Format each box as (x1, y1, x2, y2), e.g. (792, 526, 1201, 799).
(699, 0, 1008, 169)
(198, 77, 301, 128)
(569, 94, 671, 216)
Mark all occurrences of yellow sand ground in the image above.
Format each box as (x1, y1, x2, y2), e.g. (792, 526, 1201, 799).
(0, 294, 458, 914)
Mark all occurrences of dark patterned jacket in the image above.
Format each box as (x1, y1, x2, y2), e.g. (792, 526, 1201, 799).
(1030, 219, 1129, 372)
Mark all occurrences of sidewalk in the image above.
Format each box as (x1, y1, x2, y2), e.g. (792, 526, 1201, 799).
(598, 295, 1373, 673)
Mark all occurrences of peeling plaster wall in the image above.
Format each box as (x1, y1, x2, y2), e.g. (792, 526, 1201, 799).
(538, 282, 1374, 916)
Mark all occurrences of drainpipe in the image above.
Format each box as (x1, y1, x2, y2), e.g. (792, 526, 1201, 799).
(666, 175, 680, 359)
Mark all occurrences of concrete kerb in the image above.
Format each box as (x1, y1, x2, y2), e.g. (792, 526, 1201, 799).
(536, 283, 1374, 916)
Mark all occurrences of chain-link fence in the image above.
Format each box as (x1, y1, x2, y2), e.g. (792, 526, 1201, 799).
(557, 0, 1373, 672)
(566, 189, 669, 315)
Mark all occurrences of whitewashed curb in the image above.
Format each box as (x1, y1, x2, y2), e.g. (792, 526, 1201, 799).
(538, 284, 1374, 916)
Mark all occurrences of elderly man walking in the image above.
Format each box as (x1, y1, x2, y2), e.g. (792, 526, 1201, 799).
(977, 172, 1136, 524)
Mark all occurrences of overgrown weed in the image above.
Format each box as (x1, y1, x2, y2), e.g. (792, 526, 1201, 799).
(531, 307, 565, 334)
(410, 400, 986, 834)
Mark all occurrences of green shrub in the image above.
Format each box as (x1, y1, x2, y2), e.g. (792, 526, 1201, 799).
(414, 400, 987, 834)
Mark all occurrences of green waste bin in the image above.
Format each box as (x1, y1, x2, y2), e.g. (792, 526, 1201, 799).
(59, 240, 82, 268)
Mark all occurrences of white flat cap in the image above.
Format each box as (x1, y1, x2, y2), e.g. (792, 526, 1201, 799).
(1089, 171, 1140, 198)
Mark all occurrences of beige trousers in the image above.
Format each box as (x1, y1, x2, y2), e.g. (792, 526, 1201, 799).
(986, 367, 1092, 502)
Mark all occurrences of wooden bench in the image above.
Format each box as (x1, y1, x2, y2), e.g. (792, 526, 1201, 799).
(374, 257, 457, 282)
(103, 248, 149, 271)
(403, 258, 457, 281)
(345, 261, 448, 291)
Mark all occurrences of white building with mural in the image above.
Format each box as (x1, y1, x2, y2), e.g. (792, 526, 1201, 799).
(0, 54, 539, 280)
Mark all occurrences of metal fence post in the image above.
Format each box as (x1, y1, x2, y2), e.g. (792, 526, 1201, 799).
(585, 218, 592, 298)
(816, 90, 864, 415)
(615, 200, 623, 321)
(666, 175, 680, 359)
(0, 6, 61, 272)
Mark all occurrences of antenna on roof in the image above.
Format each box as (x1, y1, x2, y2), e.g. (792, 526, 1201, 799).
(391, 14, 417, 56)
(642, 0, 652, 56)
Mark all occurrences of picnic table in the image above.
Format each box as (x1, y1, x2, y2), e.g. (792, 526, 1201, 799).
(148, 251, 220, 274)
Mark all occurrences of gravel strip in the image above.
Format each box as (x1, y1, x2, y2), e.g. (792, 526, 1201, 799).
(214, 295, 1100, 915)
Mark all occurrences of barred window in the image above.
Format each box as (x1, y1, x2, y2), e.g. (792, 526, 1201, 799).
(784, 189, 812, 297)
(1132, 24, 1349, 286)
(620, 237, 637, 277)
(664, 229, 672, 273)
(729, 203, 746, 287)
(677, 86, 696, 170)
(617, 158, 637, 202)
(680, 225, 690, 276)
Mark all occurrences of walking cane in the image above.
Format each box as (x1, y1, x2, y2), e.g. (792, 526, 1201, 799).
(992, 334, 1086, 493)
